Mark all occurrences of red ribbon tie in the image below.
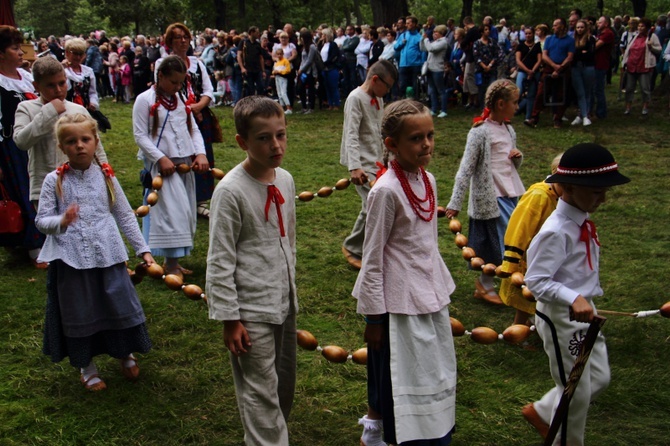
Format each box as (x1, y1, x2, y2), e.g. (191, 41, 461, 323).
(265, 185, 286, 237)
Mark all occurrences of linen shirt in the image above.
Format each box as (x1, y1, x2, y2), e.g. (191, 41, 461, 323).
(353, 167, 455, 315)
(525, 199, 603, 306)
(36, 165, 149, 268)
(133, 87, 206, 164)
(14, 99, 108, 201)
(339, 86, 384, 175)
(206, 164, 298, 324)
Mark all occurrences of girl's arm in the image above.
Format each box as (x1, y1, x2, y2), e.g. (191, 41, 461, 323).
(110, 177, 150, 256)
(34, 175, 68, 235)
(132, 93, 167, 165)
(447, 128, 485, 215)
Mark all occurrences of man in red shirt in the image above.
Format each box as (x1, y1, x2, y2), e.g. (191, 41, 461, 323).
(594, 16, 615, 119)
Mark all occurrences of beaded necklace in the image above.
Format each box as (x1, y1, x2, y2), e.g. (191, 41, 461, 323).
(390, 159, 435, 222)
(150, 86, 179, 117)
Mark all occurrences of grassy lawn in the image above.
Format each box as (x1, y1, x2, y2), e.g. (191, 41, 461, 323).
(1, 79, 669, 445)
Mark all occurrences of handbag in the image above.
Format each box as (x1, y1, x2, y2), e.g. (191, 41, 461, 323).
(0, 184, 24, 234)
(89, 109, 111, 133)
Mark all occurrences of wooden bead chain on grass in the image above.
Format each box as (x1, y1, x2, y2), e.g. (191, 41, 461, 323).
(133, 165, 226, 218)
(128, 262, 208, 302)
(438, 210, 670, 320)
(296, 178, 351, 202)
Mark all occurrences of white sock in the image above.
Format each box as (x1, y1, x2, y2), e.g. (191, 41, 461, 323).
(359, 415, 386, 446)
(122, 354, 137, 368)
(80, 362, 102, 386)
(479, 273, 495, 290)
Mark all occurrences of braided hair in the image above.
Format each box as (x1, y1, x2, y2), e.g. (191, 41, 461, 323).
(380, 99, 430, 167)
(483, 79, 519, 110)
(54, 113, 116, 208)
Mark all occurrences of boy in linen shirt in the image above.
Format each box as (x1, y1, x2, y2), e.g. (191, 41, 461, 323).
(522, 143, 630, 445)
(206, 95, 297, 446)
(340, 59, 398, 269)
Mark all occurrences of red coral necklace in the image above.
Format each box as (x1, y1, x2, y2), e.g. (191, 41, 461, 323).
(390, 159, 435, 222)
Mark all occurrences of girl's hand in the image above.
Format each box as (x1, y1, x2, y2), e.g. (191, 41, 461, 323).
(157, 156, 176, 177)
(509, 149, 522, 159)
(364, 323, 384, 351)
(445, 208, 459, 219)
(60, 203, 79, 228)
(191, 154, 210, 174)
(141, 252, 155, 266)
(223, 320, 251, 356)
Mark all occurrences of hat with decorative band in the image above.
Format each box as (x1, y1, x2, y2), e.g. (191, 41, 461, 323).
(545, 143, 630, 187)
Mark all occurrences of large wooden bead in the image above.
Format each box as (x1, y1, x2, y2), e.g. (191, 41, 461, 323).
(461, 247, 476, 261)
(151, 175, 163, 190)
(210, 168, 225, 180)
(471, 327, 499, 345)
(449, 219, 462, 234)
(321, 345, 349, 363)
(510, 272, 526, 288)
(495, 265, 512, 278)
(164, 274, 184, 291)
(135, 263, 148, 277)
(470, 257, 485, 270)
(482, 263, 497, 276)
(145, 263, 165, 279)
(317, 186, 333, 197)
(454, 233, 468, 248)
(183, 284, 204, 301)
(522, 286, 535, 301)
(351, 348, 368, 365)
(450, 317, 466, 336)
(135, 205, 150, 217)
(660, 301, 670, 318)
(437, 206, 446, 218)
(298, 191, 315, 202)
(176, 163, 191, 174)
(502, 324, 531, 344)
(335, 178, 351, 190)
(130, 271, 143, 285)
(146, 191, 159, 206)
(296, 329, 318, 351)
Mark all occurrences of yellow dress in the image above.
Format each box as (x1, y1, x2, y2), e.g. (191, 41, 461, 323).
(499, 181, 559, 314)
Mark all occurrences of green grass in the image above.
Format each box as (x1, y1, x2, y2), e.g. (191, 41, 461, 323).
(1, 79, 669, 445)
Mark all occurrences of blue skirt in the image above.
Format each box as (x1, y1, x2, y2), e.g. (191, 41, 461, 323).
(42, 260, 152, 368)
(467, 196, 518, 266)
(194, 107, 215, 202)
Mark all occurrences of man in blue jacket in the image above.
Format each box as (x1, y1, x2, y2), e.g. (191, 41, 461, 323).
(394, 15, 424, 99)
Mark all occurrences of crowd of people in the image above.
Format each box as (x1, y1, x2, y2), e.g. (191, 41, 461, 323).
(0, 8, 666, 445)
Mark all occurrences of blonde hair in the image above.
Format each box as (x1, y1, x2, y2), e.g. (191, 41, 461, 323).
(484, 79, 519, 109)
(64, 37, 86, 53)
(381, 99, 430, 166)
(574, 19, 591, 48)
(551, 153, 563, 174)
(54, 113, 115, 207)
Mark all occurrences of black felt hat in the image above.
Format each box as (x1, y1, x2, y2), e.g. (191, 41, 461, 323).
(545, 143, 630, 187)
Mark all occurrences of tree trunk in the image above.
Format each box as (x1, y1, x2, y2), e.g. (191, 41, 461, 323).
(213, 0, 227, 31)
(461, 0, 474, 23)
(353, 0, 363, 25)
(370, 0, 408, 27)
(630, 0, 646, 18)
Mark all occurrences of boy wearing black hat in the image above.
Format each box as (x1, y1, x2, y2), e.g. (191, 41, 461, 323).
(521, 143, 630, 445)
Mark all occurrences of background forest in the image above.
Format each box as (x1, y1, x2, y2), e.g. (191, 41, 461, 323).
(12, 0, 670, 39)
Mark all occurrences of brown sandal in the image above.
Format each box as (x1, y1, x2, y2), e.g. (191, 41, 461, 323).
(120, 356, 140, 381)
(80, 373, 107, 391)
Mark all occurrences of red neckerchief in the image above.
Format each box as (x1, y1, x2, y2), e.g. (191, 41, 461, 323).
(265, 185, 286, 237)
(580, 219, 600, 270)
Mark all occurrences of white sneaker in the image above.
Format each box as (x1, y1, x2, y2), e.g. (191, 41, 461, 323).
(285, 109, 293, 115)
(571, 116, 583, 126)
(430, 110, 436, 116)
(582, 117, 592, 126)
(437, 111, 448, 118)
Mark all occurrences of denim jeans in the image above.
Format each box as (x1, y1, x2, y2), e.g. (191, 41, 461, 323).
(323, 68, 341, 107)
(571, 64, 595, 118)
(593, 68, 607, 118)
(427, 70, 448, 113)
(477, 71, 496, 110)
(516, 71, 539, 120)
(399, 65, 422, 98)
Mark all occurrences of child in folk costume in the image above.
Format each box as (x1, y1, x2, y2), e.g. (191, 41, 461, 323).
(207, 96, 297, 445)
(119, 55, 132, 103)
(523, 143, 630, 445)
(36, 113, 154, 391)
(63, 38, 99, 111)
(354, 99, 457, 446)
(133, 55, 209, 279)
(446, 79, 525, 305)
(498, 154, 563, 326)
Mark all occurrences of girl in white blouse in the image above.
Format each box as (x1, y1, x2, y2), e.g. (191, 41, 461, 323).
(36, 113, 155, 391)
(133, 55, 208, 279)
